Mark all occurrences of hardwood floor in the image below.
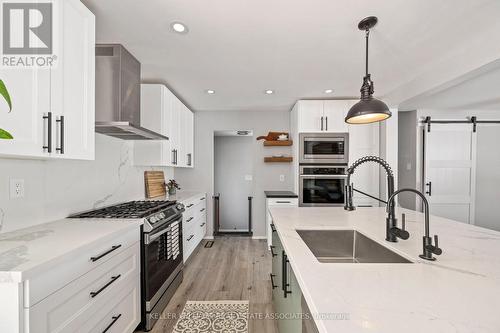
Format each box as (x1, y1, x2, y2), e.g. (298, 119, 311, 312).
(149, 236, 279, 333)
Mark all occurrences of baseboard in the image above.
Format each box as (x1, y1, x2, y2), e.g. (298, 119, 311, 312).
(251, 236, 267, 240)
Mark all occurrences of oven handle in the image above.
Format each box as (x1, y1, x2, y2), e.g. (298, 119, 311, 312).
(299, 174, 347, 179)
(144, 226, 171, 244)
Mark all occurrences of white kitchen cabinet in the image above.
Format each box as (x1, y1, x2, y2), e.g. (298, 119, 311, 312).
(50, 0, 95, 160)
(134, 84, 174, 166)
(266, 197, 298, 248)
(348, 121, 380, 206)
(134, 84, 194, 168)
(294, 100, 350, 133)
(0, 0, 95, 160)
(181, 193, 207, 262)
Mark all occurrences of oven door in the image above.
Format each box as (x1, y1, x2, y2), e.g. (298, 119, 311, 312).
(299, 133, 348, 164)
(143, 216, 183, 309)
(299, 174, 347, 207)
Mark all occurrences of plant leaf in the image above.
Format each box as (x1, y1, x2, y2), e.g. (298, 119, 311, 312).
(0, 79, 12, 112)
(0, 128, 13, 139)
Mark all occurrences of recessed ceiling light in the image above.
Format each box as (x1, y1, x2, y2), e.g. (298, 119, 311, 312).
(264, 90, 274, 95)
(324, 89, 334, 94)
(206, 89, 215, 95)
(171, 22, 188, 34)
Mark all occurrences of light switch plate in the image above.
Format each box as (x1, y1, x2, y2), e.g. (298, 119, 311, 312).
(279, 175, 285, 182)
(10, 179, 25, 199)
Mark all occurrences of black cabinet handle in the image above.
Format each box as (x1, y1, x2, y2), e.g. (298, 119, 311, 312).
(90, 275, 121, 298)
(102, 314, 122, 333)
(200, 197, 206, 201)
(186, 204, 194, 208)
(90, 245, 122, 262)
(276, 201, 291, 204)
(282, 251, 291, 298)
(425, 182, 432, 196)
(270, 245, 277, 257)
(42, 112, 52, 153)
(200, 222, 206, 227)
(186, 217, 194, 222)
(56, 115, 64, 154)
(187, 235, 194, 241)
(200, 208, 205, 212)
(270, 273, 278, 289)
(321, 116, 324, 131)
(325, 116, 328, 131)
(171, 150, 176, 165)
(270, 224, 276, 233)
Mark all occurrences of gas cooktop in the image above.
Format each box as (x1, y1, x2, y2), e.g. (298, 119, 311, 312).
(69, 200, 177, 219)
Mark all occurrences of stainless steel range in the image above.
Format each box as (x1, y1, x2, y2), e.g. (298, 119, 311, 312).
(70, 200, 185, 331)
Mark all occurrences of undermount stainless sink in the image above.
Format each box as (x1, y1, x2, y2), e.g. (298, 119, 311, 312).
(296, 229, 413, 264)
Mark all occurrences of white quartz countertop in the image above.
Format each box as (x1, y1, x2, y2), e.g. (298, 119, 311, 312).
(269, 206, 500, 333)
(0, 218, 142, 283)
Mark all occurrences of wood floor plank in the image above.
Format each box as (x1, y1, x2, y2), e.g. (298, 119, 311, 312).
(143, 236, 278, 333)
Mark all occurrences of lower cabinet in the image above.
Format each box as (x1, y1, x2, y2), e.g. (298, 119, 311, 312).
(271, 226, 318, 333)
(181, 193, 207, 263)
(266, 198, 298, 248)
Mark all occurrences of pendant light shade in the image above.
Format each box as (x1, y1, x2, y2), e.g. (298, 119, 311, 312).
(345, 16, 391, 125)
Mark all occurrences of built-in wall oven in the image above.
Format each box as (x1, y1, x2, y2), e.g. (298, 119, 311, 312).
(299, 165, 347, 207)
(299, 133, 349, 165)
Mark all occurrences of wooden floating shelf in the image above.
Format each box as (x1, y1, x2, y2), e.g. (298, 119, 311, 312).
(264, 157, 293, 163)
(263, 140, 293, 146)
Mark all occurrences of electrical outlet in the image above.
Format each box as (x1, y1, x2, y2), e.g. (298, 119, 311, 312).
(10, 179, 25, 199)
(244, 174, 253, 181)
(279, 174, 285, 182)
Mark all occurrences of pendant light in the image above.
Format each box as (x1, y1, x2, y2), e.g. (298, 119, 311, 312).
(345, 16, 391, 124)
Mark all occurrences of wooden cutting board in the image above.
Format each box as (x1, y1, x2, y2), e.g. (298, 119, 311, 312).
(144, 171, 166, 198)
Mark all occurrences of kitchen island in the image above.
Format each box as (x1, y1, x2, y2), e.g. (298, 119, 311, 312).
(269, 206, 500, 333)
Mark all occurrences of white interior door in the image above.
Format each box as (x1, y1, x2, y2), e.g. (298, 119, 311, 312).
(424, 124, 476, 224)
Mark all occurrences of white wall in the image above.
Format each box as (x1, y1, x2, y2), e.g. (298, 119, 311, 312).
(175, 110, 293, 238)
(214, 135, 254, 231)
(0, 134, 173, 233)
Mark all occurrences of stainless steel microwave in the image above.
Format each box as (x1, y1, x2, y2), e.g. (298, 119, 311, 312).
(299, 133, 349, 164)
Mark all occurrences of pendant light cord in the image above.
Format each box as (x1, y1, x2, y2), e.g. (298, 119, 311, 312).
(365, 29, 370, 76)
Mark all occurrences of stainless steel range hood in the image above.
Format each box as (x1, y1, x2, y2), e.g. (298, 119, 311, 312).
(95, 44, 168, 140)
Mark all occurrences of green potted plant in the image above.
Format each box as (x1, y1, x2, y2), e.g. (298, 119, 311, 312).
(166, 179, 181, 195)
(0, 79, 13, 139)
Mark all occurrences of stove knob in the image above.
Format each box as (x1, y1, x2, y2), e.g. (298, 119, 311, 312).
(149, 216, 157, 223)
(159, 213, 166, 220)
(176, 204, 184, 210)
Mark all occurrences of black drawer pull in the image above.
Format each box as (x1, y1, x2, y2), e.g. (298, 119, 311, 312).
(270, 245, 277, 257)
(56, 115, 64, 154)
(102, 314, 122, 333)
(42, 112, 52, 153)
(276, 201, 291, 204)
(186, 204, 194, 208)
(282, 251, 291, 298)
(270, 273, 278, 289)
(90, 275, 121, 298)
(187, 235, 194, 241)
(90, 245, 122, 262)
(270, 224, 276, 233)
(186, 217, 194, 222)
(200, 197, 206, 201)
(200, 222, 206, 227)
(200, 208, 206, 212)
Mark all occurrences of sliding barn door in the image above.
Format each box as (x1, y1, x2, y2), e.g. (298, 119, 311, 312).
(424, 124, 476, 224)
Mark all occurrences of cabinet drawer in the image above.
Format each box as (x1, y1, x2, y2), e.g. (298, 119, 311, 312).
(183, 200, 206, 230)
(182, 194, 206, 210)
(27, 243, 140, 333)
(268, 198, 298, 206)
(74, 277, 140, 333)
(25, 227, 139, 307)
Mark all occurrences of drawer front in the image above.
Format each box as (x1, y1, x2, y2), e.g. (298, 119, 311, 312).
(268, 198, 298, 206)
(28, 243, 140, 333)
(26, 227, 139, 307)
(182, 193, 206, 210)
(76, 277, 140, 333)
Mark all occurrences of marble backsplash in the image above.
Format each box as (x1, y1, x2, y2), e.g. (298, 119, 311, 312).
(0, 134, 174, 233)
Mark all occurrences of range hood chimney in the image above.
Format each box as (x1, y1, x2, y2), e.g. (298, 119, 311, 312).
(95, 44, 168, 140)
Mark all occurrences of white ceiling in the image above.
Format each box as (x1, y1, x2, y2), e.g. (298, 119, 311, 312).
(82, 0, 500, 112)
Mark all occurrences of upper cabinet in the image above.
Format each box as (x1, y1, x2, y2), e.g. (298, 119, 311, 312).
(295, 100, 349, 133)
(0, 0, 95, 160)
(134, 84, 194, 168)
